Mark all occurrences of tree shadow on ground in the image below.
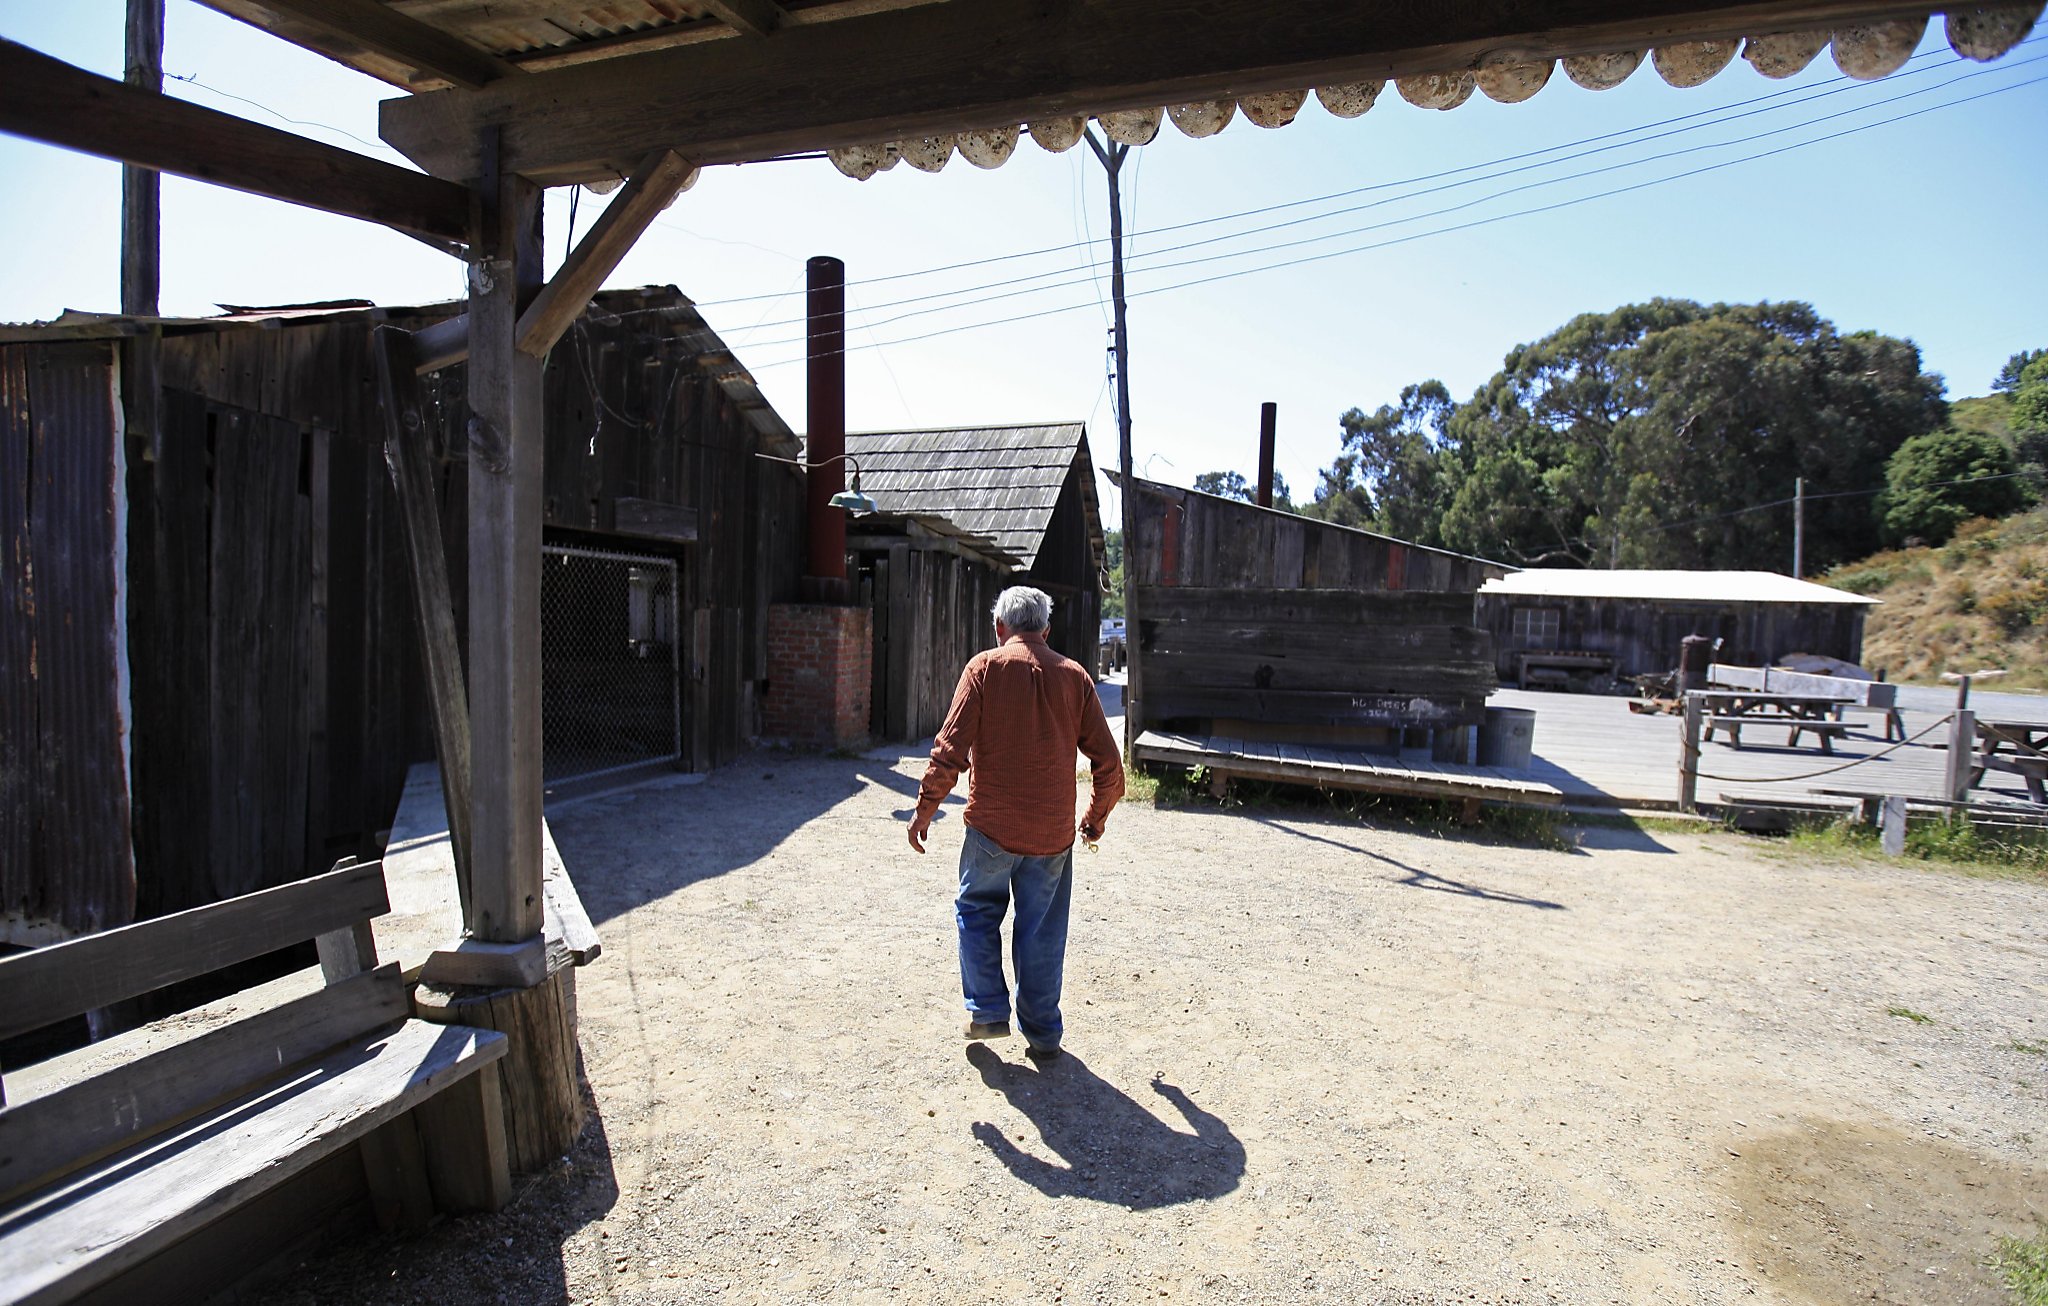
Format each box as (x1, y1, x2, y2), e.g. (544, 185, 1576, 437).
(964, 1044, 1244, 1210)
(1248, 815, 1566, 910)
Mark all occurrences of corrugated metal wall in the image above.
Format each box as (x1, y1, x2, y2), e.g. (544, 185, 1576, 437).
(1, 342, 136, 942)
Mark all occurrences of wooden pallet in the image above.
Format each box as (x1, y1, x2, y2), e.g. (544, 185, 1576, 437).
(1132, 729, 1564, 815)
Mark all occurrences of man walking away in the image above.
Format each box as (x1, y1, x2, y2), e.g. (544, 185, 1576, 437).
(907, 586, 1125, 1062)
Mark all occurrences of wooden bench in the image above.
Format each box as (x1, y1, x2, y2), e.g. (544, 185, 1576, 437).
(1706, 714, 1855, 753)
(1514, 649, 1615, 691)
(0, 861, 511, 1306)
(1976, 752, 2048, 804)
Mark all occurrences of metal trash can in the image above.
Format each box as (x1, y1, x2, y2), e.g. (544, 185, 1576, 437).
(1678, 634, 1714, 695)
(1477, 706, 1537, 768)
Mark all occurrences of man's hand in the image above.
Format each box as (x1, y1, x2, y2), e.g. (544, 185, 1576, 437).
(1078, 818, 1103, 845)
(908, 810, 932, 854)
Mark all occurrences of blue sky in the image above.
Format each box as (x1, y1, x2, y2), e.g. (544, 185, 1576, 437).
(3, 3, 2044, 527)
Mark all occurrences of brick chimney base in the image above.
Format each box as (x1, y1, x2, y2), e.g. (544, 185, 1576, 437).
(763, 604, 872, 750)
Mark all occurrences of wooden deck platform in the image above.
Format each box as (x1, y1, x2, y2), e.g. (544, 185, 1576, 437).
(1486, 687, 2048, 810)
(1115, 678, 2048, 812)
(1132, 729, 1565, 808)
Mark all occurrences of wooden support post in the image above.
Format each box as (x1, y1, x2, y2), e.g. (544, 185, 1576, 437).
(465, 131, 547, 947)
(372, 325, 475, 914)
(1945, 709, 1976, 804)
(1679, 692, 1703, 814)
(121, 0, 163, 464)
(1879, 796, 1907, 857)
(415, 974, 579, 1178)
(516, 148, 696, 359)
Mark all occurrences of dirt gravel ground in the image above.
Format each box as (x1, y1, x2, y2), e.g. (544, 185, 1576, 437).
(277, 746, 2047, 1306)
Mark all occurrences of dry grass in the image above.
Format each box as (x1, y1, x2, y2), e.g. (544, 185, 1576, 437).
(1828, 508, 2048, 689)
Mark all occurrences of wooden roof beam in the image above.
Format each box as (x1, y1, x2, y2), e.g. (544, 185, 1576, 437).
(1, 39, 472, 247)
(199, 0, 519, 90)
(396, 149, 698, 369)
(376, 0, 1948, 185)
(701, 0, 787, 39)
(516, 149, 697, 357)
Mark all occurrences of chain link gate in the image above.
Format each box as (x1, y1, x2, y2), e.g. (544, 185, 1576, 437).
(540, 543, 682, 784)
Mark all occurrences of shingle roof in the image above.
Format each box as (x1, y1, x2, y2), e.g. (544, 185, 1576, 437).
(837, 424, 1095, 571)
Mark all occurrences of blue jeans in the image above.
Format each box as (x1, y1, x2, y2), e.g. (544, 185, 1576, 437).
(956, 825, 1073, 1051)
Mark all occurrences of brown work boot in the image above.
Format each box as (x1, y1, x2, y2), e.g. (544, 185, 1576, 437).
(964, 1020, 1011, 1040)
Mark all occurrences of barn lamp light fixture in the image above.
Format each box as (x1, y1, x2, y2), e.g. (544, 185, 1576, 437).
(754, 450, 878, 514)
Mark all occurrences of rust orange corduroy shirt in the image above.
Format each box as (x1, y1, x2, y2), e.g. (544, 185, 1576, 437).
(915, 631, 1125, 856)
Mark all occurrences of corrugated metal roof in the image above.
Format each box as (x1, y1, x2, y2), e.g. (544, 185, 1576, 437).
(837, 423, 1095, 570)
(1480, 569, 1877, 605)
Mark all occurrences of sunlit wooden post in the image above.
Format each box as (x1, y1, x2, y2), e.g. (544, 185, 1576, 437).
(1679, 692, 1703, 813)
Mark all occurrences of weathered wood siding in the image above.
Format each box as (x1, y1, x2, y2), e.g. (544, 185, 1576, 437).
(859, 542, 1006, 741)
(1126, 477, 1503, 739)
(1141, 588, 1495, 728)
(1128, 479, 1506, 593)
(1018, 460, 1102, 676)
(0, 343, 136, 942)
(522, 311, 807, 769)
(13, 292, 806, 931)
(127, 387, 426, 921)
(1477, 594, 1870, 680)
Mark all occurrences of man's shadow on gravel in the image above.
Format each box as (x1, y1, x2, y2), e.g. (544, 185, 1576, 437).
(964, 1044, 1244, 1209)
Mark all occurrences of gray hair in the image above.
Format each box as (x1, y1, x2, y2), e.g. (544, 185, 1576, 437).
(992, 585, 1053, 633)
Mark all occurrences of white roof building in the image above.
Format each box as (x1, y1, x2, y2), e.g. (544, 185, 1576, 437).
(1480, 570, 1877, 606)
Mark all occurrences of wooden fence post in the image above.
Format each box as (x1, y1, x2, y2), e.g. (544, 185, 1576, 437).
(1679, 692, 1703, 814)
(1879, 796, 1907, 856)
(1945, 709, 1976, 803)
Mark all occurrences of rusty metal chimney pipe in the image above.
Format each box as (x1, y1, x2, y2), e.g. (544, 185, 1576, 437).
(1256, 402, 1277, 509)
(805, 255, 847, 585)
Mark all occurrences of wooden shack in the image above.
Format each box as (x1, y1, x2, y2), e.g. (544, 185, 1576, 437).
(0, 288, 806, 944)
(843, 423, 1107, 738)
(847, 513, 1019, 740)
(1124, 474, 1507, 743)
(1477, 570, 1878, 687)
(1122, 476, 1565, 809)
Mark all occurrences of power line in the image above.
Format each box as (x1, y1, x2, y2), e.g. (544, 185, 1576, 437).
(714, 49, 2046, 346)
(163, 70, 396, 156)
(685, 36, 2039, 317)
(728, 69, 2048, 373)
(1647, 469, 2037, 535)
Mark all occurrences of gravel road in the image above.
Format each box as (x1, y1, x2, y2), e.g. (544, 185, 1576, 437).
(275, 747, 2047, 1306)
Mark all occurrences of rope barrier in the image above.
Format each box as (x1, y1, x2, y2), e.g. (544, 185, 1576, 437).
(1682, 712, 1956, 785)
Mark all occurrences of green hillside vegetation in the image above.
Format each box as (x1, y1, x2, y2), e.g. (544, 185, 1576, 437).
(1826, 506, 2048, 690)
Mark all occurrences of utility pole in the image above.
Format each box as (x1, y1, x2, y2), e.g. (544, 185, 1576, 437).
(1792, 476, 1805, 579)
(123, 0, 164, 461)
(1086, 127, 1139, 760)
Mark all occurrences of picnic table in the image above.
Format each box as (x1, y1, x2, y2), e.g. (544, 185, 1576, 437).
(1695, 689, 1857, 754)
(1972, 719, 2048, 803)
